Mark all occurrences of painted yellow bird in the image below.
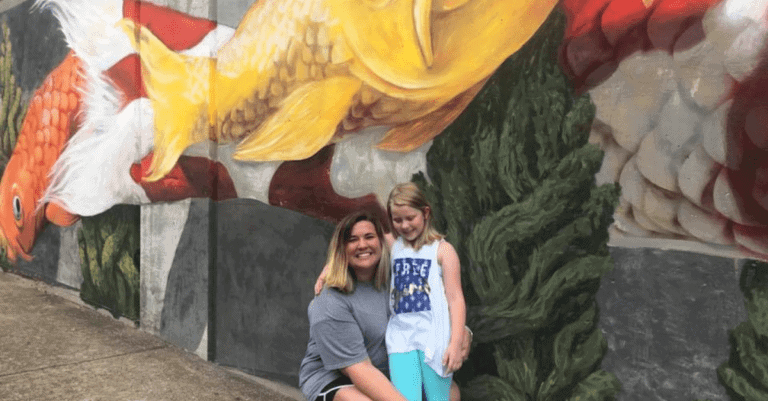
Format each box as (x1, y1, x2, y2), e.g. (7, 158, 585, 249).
(119, 0, 559, 182)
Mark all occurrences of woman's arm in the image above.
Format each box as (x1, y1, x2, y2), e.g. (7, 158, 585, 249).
(340, 359, 407, 401)
(439, 241, 467, 374)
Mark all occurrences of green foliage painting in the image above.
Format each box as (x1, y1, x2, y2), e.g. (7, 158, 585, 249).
(414, 9, 621, 400)
(717, 260, 768, 400)
(79, 205, 141, 321)
(0, 18, 24, 164)
(0, 17, 25, 271)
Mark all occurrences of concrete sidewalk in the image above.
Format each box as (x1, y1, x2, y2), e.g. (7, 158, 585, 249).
(0, 272, 304, 401)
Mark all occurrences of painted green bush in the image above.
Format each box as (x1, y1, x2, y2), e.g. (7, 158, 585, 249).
(78, 205, 141, 321)
(413, 9, 621, 400)
(0, 17, 26, 271)
(0, 18, 24, 163)
(716, 260, 768, 400)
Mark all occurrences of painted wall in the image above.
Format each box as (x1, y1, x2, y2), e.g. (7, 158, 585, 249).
(3, 0, 768, 400)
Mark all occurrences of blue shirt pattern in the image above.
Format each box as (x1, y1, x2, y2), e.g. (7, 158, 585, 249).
(392, 257, 432, 314)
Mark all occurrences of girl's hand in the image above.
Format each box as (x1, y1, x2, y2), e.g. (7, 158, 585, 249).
(443, 341, 464, 374)
(314, 264, 330, 295)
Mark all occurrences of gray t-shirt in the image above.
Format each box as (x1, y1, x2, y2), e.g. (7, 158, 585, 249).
(299, 281, 390, 400)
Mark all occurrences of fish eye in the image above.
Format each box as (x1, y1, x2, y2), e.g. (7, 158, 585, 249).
(12, 195, 21, 221)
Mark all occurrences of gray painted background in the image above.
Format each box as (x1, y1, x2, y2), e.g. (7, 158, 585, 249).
(213, 199, 333, 385)
(599, 248, 746, 401)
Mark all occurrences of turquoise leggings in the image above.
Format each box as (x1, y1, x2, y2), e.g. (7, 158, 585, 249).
(389, 350, 452, 401)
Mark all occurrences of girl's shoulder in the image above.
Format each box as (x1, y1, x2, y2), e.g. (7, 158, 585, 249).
(436, 240, 458, 261)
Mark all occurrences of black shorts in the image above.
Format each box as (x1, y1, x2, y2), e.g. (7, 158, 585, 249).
(315, 376, 354, 401)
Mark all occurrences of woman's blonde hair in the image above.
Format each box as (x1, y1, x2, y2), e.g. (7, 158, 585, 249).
(324, 211, 390, 293)
(387, 182, 443, 251)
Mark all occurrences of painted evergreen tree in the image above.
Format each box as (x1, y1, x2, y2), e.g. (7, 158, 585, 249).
(717, 260, 768, 400)
(412, 9, 621, 400)
(79, 204, 141, 320)
(0, 18, 26, 271)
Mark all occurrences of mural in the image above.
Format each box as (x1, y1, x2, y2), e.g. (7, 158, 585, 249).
(0, 0, 763, 268)
(1, 0, 768, 399)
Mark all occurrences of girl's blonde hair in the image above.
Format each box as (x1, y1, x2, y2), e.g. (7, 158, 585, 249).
(387, 182, 443, 251)
(324, 211, 390, 293)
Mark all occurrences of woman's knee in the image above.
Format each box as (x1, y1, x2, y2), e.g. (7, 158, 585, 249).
(449, 381, 460, 401)
(334, 386, 374, 401)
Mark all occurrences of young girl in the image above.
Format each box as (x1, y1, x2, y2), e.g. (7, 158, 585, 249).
(385, 182, 466, 401)
(313, 183, 467, 401)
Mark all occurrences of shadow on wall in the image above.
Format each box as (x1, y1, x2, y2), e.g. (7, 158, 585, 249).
(214, 198, 333, 385)
(160, 198, 210, 353)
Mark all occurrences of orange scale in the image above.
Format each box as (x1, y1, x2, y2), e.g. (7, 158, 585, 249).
(59, 113, 70, 134)
(43, 76, 53, 90)
(51, 109, 59, 131)
(35, 129, 44, 144)
(32, 95, 43, 114)
(44, 151, 57, 170)
(33, 146, 42, 165)
(53, 69, 62, 90)
(59, 90, 69, 111)
(23, 118, 36, 135)
(54, 127, 66, 147)
(43, 127, 51, 143)
(43, 92, 52, 110)
(52, 91, 61, 111)
(41, 108, 50, 127)
(69, 93, 78, 110)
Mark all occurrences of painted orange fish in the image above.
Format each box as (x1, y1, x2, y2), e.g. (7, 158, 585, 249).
(0, 51, 83, 262)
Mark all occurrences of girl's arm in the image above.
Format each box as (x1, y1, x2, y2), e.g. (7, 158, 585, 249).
(340, 359, 408, 401)
(314, 264, 330, 295)
(384, 231, 395, 247)
(439, 241, 467, 374)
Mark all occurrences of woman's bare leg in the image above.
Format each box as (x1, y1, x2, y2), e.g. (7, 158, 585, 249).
(333, 380, 460, 400)
(450, 381, 460, 401)
(334, 386, 374, 401)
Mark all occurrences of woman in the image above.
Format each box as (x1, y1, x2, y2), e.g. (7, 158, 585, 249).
(299, 211, 468, 401)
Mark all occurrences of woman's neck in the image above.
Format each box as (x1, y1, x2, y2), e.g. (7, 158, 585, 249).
(353, 268, 375, 283)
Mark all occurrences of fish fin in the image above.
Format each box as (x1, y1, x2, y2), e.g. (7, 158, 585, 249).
(118, 19, 211, 182)
(45, 203, 80, 227)
(234, 76, 362, 162)
(414, 0, 434, 67)
(377, 78, 486, 152)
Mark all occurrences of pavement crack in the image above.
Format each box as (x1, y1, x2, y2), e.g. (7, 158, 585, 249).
(0, 345, 169, 378)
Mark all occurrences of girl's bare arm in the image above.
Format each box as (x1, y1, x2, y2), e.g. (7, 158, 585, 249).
(438, 241, 467, 374)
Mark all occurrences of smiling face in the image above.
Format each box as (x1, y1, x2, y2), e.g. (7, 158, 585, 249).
(390, 204, 428, 245)
(345, 220, 383, 280)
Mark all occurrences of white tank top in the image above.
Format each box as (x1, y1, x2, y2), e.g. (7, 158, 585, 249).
(385, 238, 452, 378)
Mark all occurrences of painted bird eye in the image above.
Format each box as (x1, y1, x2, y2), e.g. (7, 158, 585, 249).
(12, 195, 21, 221)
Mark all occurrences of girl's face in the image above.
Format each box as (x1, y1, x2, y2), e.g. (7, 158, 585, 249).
(390, 204, 428, 244)
(345, 221, 382, 274)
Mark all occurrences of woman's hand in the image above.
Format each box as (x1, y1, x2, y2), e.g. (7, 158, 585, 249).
(460, 326, 472, 362)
